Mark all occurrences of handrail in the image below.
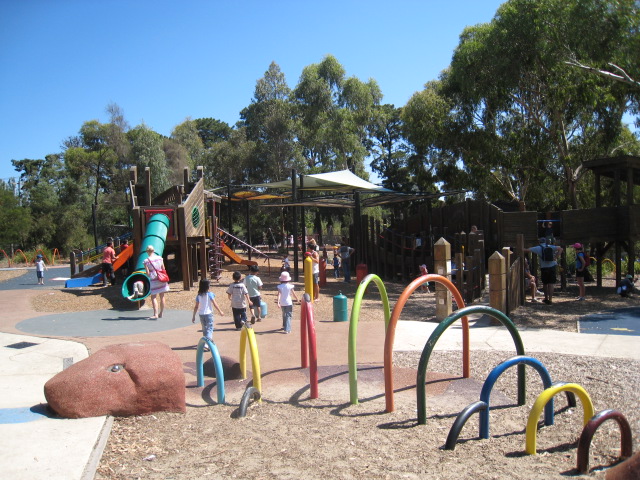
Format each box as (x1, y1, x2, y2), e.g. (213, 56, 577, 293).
(218, 228, 273, 261)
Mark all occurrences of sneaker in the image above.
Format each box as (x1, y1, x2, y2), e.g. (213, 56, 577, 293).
(543, 299, 552, 305)
(578, 296, 586, 301)
(257, 317, 263, 322)
(531, 298, 541, 303)
(536, 290, 544, 296)
(250, 316, 256, 324)
(203, 345, 210, 352)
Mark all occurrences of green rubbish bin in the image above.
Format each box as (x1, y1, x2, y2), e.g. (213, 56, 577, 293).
(333, 291, 348, 322)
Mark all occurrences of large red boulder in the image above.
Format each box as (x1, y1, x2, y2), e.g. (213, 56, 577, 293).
(45, 341, 186, 418)
(606, 452, 640, 480)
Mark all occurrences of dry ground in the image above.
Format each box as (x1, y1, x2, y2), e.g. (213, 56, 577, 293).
(2, 264, 639, 479)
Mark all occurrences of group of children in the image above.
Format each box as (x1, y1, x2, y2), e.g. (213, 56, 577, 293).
(192, 264, 301, 347)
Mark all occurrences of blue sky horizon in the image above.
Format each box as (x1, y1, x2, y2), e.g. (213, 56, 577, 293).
(2, 1, 508, 182)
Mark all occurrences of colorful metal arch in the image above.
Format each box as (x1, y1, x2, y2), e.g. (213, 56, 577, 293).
(525, 383, 594, 455)
(445, 400, 488, 450)
(300, 295, 319, 399)
(416, 306, 525, 424)
(195, 337, 225, 404)
(348, 274, 391, 405)
(577, 409, 633, 474)
(384, 274, 468, 413)
(239, 326, 262, 397)
(479, 356, 554, 439)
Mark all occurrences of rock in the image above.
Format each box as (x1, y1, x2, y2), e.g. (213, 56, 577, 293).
(203, 355, 242, 379)
(606, 452, 640, 480)
(44, 341, 186, 418)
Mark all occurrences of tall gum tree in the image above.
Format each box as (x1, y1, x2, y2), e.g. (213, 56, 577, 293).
(442, 0, 636, 210)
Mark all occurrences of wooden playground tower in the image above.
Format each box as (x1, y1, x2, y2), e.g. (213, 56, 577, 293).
(128, 165, 222, 291)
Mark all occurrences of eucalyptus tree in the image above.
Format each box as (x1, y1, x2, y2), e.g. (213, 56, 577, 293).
(369, 104, 412, 192)
(63, 120, 118, 207)
(0, 183, 31, 250)
(171, 119, 205, 171)
(293, 55, 382, 176)
(193, 118, 232, 149)
(434, 0, 637, 210)
(239, 61, 302, 183)
(127, 123, 170, 196)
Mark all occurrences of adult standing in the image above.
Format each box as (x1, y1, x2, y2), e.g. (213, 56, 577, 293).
(524, 238, 563, 305)
(308, 240, 320, 300)
(572, 243, 587, 301)
(101, 239, 118, 287)
(338, 240, 355, 283)
(143, 245, 169, 319)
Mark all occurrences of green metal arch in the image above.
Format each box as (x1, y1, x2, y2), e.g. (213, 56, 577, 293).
(416, 305, 525, 425)
(348, 274, 390, 405)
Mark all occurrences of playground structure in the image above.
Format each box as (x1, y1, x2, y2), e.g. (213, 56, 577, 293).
(358, 155, 639, 295)
(67, 165, 280, 293)
(67, 166, 225, 292)
(192, 265, 634, 475)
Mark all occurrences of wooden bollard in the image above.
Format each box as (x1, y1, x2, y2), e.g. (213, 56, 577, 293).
(489, 251, 507, 315)
(434, 237, 452, 321)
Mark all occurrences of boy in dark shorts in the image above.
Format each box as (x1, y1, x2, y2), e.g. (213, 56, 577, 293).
(226, 271, 253, 329)
(244, 265, 264, 323)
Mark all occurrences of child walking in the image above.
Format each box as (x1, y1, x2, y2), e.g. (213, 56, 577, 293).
(333, 254, 340, 279)
(276, 271, 299, 334)
(244, 265, 264, 323)
(35, 254, 47, 285)
(227, 271, 253, 330)
(192, 279, 224, 350)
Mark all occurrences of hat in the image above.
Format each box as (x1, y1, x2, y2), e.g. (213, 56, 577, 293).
(627, 274, 634, 280)
(279, 271, 291, 282)
(572, 243, 583, 249)
(36, 254, 43, 258)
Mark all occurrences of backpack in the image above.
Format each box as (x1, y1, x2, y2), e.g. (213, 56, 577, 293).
(541, 244, 554, 262)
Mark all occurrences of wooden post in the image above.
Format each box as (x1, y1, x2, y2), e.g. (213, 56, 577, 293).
(70, 250, 76, 276)
(489, 251, 507, 315)
(199, 237, 207, 280)
(434, 238, 452, 321)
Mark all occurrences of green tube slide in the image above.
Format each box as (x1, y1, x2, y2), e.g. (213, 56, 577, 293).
(121, 213, 170, 302)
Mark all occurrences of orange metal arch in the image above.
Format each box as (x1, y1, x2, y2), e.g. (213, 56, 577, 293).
(383, 274, 469, 413)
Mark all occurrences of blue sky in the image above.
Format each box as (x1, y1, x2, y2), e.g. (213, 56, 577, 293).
(0, 0, 506, 182)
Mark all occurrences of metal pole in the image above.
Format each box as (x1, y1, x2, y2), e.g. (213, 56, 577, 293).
(227, 184, 232, 235)
(291, 169, 299, 282)
(246, 199, 251, 261)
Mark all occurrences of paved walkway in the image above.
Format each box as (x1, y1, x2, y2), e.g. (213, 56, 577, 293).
(1, 268, 638, 479)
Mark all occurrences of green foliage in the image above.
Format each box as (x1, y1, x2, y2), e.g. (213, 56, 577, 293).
(0, 185, 32, 249)
(400, 0, 639, 212)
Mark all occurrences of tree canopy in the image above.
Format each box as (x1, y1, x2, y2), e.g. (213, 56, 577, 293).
(3, 0, 638, 254)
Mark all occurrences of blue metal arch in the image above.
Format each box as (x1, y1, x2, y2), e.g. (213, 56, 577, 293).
(479, 356, 554, 439)
(196, 337, 225, 404)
